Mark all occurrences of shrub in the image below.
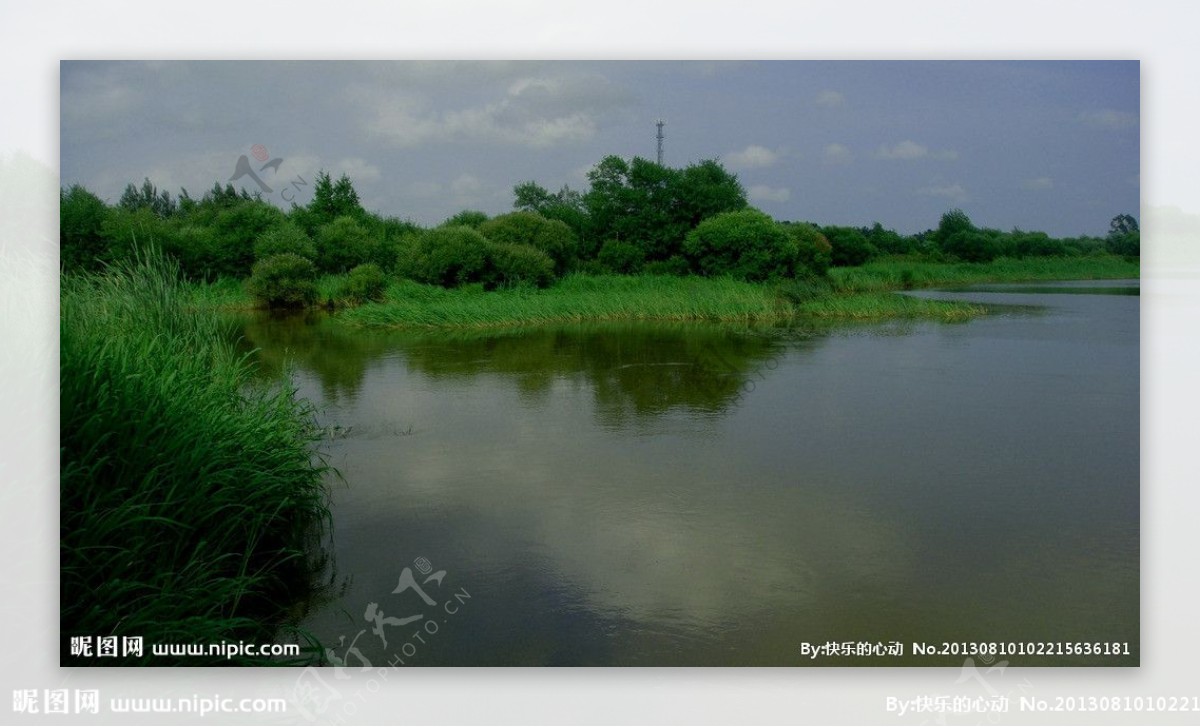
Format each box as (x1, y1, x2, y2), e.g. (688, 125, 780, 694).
(162, 224, 221, 281)
(642, 255, 691, 277)
(479, 211, 577, 275)
(254, 222, 317, 261)
(941, 230, 1000, 262)
(683, 209, 797, 282)
(597, 239, 645, 274)
(246, 253, 319, 308)
(336, 263, 389, 304)
(1106, 231, 1140, 257)
(821, 225, 876, 267)
(485, 243, 555, 289)
(398, 226, 490, 288)
(315, 216, 377, 274)
(60, 185, 110, 271)
(441, 210, 489, 229)
(786, 223, 833, 277)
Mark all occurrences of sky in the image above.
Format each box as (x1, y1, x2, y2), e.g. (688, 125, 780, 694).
(60, 60, 1139, 238)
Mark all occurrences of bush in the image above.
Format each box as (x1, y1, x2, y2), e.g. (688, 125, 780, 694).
(60, 185, 110, 271)
(485, 243, 555, 289)
(399, 226, 491, 288)
(941, 230, 1000, 262)
(336, 263, 388, 304)
(254, 222, 317, 261)
(822, 225, 876, 267)
(441, 210, 489, 229)
(1106, 231, 1140, 257)
(162, 224, 221, 281)
(479, 211, 578, 275)
(315, 216, 377, 274)
(597, 239, 646, 274)
(246, 253, 319, 308)
(642, 255, 690, 277)
(683, 209, 796, 282)
(786, 223, 833, 277)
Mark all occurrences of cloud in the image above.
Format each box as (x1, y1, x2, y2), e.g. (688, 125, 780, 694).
(815, 90, 845, 108)
(725, 145, 778, 169)
(823, 143, 852, 165)
(1079, 109, 1138, 130)
(877, 140, 928, 160)
(450, 173, 483, 196)
(877, 140, 958, 161)
(1023, 176, 1054, 190)
(354, 72, 632, 148)
(917, 183, 968, 202)
(334, 157, 382, 183)
(748, 185, 790, 203)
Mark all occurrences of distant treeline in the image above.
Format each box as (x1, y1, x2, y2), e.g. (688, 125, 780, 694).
(60, 155, 1139, 307)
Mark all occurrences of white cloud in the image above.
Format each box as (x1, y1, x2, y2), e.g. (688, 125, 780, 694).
(877, 140, 928, 160)
(1079, 109, 1138, 130)
(815, 90, 846, 108)
(1023, 176, 1054, 190)
(354, 73, 631, 148)
(725, 145, 778, 169)
(917, 183, 969, 202)
(748, 184, 790, 203)
(450, 174, 483, 195)
(823, 143, 852, 165)
(877, 140, 958, 161)
(334, 157, 381, 183)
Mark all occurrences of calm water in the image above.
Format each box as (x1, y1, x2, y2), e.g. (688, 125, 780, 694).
(237, 280, 1139, 666)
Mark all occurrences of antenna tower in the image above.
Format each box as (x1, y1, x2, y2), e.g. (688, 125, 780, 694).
(656, 119, 665, 165)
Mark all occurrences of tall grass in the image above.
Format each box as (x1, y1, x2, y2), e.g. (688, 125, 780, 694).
(828, 255, 1139, 294)
(341, 274, 793, 328)
(60, 254, 331, 665)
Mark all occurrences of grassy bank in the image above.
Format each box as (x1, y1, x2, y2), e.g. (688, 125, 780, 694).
(61, 256, 331, 665)
(828, 255, 1138, 293)
(188, 254, 1137, 329)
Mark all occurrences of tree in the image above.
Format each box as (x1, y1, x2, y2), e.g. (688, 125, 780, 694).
(820, 226, 876, 266)
(307, 171, 364, 227)
(478, 211, 578, 276)
(683, 209, 796, 282)
(1109, 213, 1139, 236)
(118, 178, 177, 218)
(60, 185, 110, 270)
(582, 155, 746, 263)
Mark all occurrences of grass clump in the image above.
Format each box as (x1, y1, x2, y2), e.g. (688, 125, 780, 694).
(61, 254, 331, 665)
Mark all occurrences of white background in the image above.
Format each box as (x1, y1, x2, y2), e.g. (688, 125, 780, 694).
(2, 1, 1197, 724)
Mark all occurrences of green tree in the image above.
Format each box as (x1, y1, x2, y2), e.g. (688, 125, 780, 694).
(60, 185, 110, 271)
(246, 253, 319, 308)
(307, 171, 364, 227)
(479, 211, 577, 276)
(118, 178, 177, 218)
(683, 209, 796, 281)
(315, 216, 377, 274)
(820, 225, 876, 266)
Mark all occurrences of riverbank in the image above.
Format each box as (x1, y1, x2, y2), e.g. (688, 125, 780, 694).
(61, 257, 331, 665)
(188, 255, 1138, 329)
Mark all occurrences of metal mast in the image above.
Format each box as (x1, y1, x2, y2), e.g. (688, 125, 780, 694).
(656, 120, 665, 165)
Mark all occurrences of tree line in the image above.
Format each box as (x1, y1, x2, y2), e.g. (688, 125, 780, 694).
(60, 155, 1139, 307)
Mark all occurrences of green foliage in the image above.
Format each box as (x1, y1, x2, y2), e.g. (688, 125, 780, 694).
(821, 225, 877, 267)
(247, 253, 319, 308)
(512, 181, 589, 241)
(583, 155, 747, 262)
(1109, 213, 1139, 236)
(479, 211, 577, 275)
(254, 222, 317, 261)
(61, 255, 329, 664)
(683, 209, 797, 282)
(1106, 230, 1140, 256)
(441, 210, 489, 229)
(485, 243, 555, 289)
(399, 226, 491, 288)
(785, 223, 834, 277)
(60, 185, 109, 271)
(596, 239, 645, 274)
(336, 263, 389, 304)
(863, 222, 917, 255)
(118, 177, 177, 218)
(306, 171, 364, 228)
(642, 255, 691, 277)
(315, 216, 377, 274)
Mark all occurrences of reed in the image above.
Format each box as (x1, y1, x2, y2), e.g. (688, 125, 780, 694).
(60, 253, 331, 665)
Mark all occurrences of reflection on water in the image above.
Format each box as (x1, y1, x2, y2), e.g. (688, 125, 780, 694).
(233, 282, 1138, 665)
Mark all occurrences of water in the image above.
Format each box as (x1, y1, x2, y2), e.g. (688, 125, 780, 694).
(237, 280, 1139, 666)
